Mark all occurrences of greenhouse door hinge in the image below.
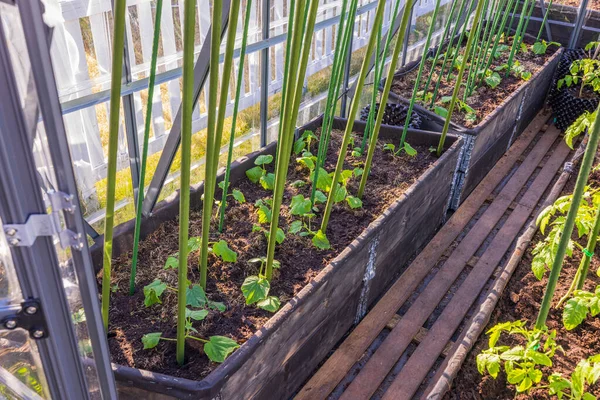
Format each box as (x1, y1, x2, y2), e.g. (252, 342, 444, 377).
(3, 190, 85, 250)
(0, 299, 48, 339)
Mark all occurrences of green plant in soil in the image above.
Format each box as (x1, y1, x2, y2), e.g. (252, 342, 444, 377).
(476, 320, 563, 393)
(558, 58, 600, 98)
(241, 257, 281, 312)
(101, 0, 127, 330)
(218, 0, 253, 233)
(546, 355, 600, 399)
(264, 0, 320, 281)
(245, 154, 275, 190)
(562, 286, 600, 330)
(536, 105, 600, 330)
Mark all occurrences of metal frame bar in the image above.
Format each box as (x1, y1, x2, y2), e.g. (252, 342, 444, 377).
(0, 11, 91, 399)
(260, 0, 270, 147)
(538, 0, 553, 41)
(15, 1, 118, 398)
(569, 0, 590, 48)
(141, 0, 232, 216)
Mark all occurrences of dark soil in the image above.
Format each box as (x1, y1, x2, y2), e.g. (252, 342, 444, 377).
(101, 129, 437, 381)
(445, 154, 600, 399)
(391, 36, 558, 128)
(551, 0, 600, 10)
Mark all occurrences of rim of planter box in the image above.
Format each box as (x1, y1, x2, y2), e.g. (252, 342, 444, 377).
(90, 116, 462, 398)
(382, 43, 564, 136)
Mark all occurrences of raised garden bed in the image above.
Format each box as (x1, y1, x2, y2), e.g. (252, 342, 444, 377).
(383, 39, 562, 207)
(90, 117, 463, 399)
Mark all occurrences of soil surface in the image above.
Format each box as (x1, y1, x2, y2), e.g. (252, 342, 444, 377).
(100, 129, 437, 380)
(391, 37, 558, 128)
(551, 0, 600, 10)
(445, 154, 600, 399)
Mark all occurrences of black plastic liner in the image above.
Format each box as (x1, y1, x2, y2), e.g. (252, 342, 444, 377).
(359, 102, 423, 129)
(549, 49, 600, 131)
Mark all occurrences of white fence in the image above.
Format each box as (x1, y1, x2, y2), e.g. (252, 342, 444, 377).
(49, 0, 448, 220)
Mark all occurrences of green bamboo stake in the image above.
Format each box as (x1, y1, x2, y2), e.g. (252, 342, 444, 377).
(536, 108, 600, 329)
(536, 0, 554, 41)
(101, 0, 127, 331)
(401, 0, 442, 148)
(512, 0, 538, 54)
(462, 0, 490, 101)
(358, 0, 414, 199)
(476, 0, 517, 87)
(275, 0, 295, 161)
(575, 202, 600, 290)
(264, 0, 312, 280)
(130, 0, 163, 296)
(199, 0, 232, 290)
(445, 0, 475, 81)
(436, 0, 486, 156)
(219, 0, 253, 232)
(321, 0, 388, 233)
(505, 0, 520, 37)
(430, 0, 469, 106)
(466, 0, 504, 97)
(360, 26, 382, 154)
(421, 0, 461, 99)
(176, 0, 197, 366)
(557, 199, 600, 307)
(506, 0, 533, 77)
(310, 0, 358, 204)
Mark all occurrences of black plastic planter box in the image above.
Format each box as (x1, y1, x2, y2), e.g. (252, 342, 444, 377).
(383, 48, 563, 208)
(90, 117, 463, 400)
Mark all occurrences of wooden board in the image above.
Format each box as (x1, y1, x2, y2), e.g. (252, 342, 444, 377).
(381, 139, 572, 400)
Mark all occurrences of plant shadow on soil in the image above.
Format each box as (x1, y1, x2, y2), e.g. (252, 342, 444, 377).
(445, 153, 600, 399)
(99, 129, 438, 380)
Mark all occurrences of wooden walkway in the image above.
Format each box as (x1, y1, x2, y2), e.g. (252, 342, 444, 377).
(294, 111, 571, 400)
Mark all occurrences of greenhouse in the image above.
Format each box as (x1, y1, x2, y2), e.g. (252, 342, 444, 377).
(2, 0, 600, 398)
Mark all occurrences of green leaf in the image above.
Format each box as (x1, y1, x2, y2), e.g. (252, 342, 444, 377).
(346, 196, 363, 209)
(203, 336, 239, 363)
(260, 173, 275, 190)
(185, 308, 209, 321)
(441, 96, 452, 103)
(293, 138, 306, 154)
(533, 41, 547, 55)
(213, 240, 238, 262)
(164, 255, 178, 270)
(297, 156, 315, 170)
(516, 376, 533, 392)
(232, 189, 245, 203)
(353, 168, 364, 177)
(403, 142, 417, 156)
(255, 154, 273, 166)
(333, 185, 347, 203)
(275, 228, 285, 244)
(507, 368, 528, 384)
(563, 298, 588, 330)
(289, 220, 303, 234)
(383, 143, 396, 152)
(314, 190, 327, 204)
(529, 368, 543, 383)
(532, 253, 548, 280)
(312, 230, 331, 250)
(143, 280, 167, 307)
(485, 72, 502, 89)
(241, 275, 270, 305)
(291, 179, 306, 188)
(500, 346, 524, 361)
(257, 203, 272, 224)
(434, 106, 448, 118)
(526, 349, 553, 366)
(257, 296, 281, 313)
(340, 170, 354, 185)
(290, 194, 312, 216)
(208, 300, 226, 312)
(186, 284, 209, 307)
(246, 166, 264, 183)
(521, 71, 532, 81)
(142, 332, 162, 349)
(310, 168, 332, 192)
